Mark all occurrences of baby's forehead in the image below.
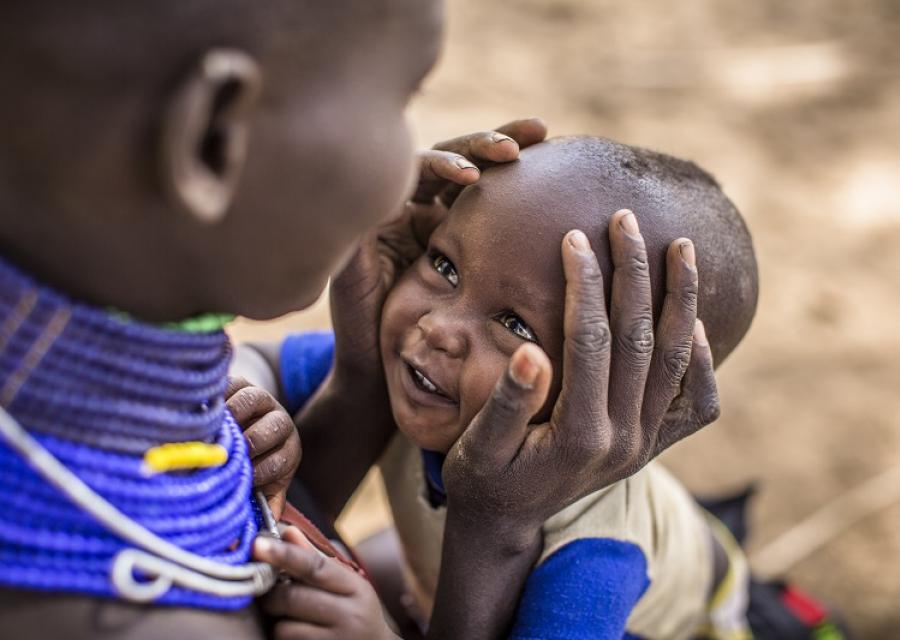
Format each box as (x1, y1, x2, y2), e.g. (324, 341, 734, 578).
(445, 160, 622, 258)
(438, 177, 615, 309)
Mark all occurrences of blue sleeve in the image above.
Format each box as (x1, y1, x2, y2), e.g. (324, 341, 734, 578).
(510, 538, 650, 640)
(279, 331, 335, 415)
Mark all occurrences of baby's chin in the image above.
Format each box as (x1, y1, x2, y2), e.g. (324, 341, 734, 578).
(395, 414, 461, 454)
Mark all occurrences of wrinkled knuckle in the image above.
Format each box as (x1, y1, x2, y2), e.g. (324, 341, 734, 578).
(663, 344, 692, 380)
(570, 318, 611, 358)
(578, 262, 605, 288)
(260, 455, 286, 479)
(678, 284, 699, 309)
(231, 386, 267, 415)
(273, 411, 295, 435)
(628, 248, 650, 274)
(226, 376, 250, 396)
(618, 315, 654, 357)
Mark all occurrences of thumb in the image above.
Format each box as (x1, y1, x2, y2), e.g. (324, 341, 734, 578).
(457, 343, 552, 466)
(265, 490, 287, 523)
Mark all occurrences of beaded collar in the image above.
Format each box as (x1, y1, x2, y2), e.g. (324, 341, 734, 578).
(0, 256, 269, 609)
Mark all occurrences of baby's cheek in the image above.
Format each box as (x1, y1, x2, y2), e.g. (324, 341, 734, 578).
(457, 355, 510, 430)
(381, 276, 421, 340)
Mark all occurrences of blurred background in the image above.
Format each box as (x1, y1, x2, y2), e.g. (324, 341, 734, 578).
(232, 1, 900, 636)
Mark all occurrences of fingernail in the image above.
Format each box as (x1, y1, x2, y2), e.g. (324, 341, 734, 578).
(679, 240, 695, 267)
(618, 210, 639, 236)
(567, 229, 590, 252)
(510, 349, 539, 388)
(255, 537, 273, 554)
(491, 133, 514, 144)
(455, 157, 479, 172)
(693, 319, 708, 346)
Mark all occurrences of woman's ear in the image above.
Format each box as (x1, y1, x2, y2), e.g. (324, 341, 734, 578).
(159, 49, 262, 224)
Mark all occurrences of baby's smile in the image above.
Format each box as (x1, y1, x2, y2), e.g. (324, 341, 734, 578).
(379, 175, 572, 453)
(401, 358, 457, 405)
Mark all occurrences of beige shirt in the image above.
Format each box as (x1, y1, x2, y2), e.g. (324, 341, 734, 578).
(378, 432, 715, 640)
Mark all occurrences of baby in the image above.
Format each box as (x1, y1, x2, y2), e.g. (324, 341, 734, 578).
(373, 136, 757, 639)
(254, 135, 759, 638)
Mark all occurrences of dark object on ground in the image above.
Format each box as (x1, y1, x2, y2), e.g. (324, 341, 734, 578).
(700, 487, 853, 640)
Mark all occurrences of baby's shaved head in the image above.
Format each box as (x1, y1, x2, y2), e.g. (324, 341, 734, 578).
(452, 136, 758, 365)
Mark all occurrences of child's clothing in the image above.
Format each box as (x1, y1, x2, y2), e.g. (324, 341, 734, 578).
(280, 331, 751, 639)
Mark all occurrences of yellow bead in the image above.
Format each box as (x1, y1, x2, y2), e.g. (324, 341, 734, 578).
(142, 442, 228, 474)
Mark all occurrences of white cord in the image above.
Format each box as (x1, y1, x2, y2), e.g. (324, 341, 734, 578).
(0, 404, 276, 601)
(751, 461, 900, 579)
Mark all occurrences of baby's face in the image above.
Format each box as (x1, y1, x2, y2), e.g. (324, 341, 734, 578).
(380, 181, 581, 453)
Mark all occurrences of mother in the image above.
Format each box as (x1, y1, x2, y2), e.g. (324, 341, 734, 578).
(0, 1, 718, 639)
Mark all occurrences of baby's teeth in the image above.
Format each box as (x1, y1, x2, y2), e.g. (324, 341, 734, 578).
(415, 368, 438, 393)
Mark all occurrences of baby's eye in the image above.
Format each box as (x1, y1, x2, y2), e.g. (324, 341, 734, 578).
(431, 253, 459, 287)
(497, 312, 537, 343)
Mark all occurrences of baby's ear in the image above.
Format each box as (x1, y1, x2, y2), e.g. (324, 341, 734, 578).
(159, 49, 262, 224)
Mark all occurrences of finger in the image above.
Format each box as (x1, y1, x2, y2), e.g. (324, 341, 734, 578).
(432, 130, 521, 165)
(244, 409, 297, 458)
(253, 442, 298, 487)
(457, 343, 552, 466)
(607, 210, 654, 429)
(435, 118, 548, 208)
(551, 230, 611, 452)
(225, 376, 252, 400)
(434, 118, 547, 159)
(272, 620, 332, 640)
(265, 490, 287, 521)
(226, 384, 277, 427)
(655, 320, 720, 454)
(430, 131, 517, 208)
(641, 238, 698, 442)
(262, 581, 347, 626)
(412, 150, 480, 204)
(254, 533, 356, 595)
(494, 117, 548, 150)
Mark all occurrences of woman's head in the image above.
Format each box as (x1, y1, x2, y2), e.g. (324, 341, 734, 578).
(0, 0, 443, 320)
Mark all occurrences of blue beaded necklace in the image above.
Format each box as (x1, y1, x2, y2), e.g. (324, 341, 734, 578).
(0, 256, 274, 609)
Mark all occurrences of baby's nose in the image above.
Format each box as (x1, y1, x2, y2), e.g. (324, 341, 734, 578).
(417, 311, 467, 358)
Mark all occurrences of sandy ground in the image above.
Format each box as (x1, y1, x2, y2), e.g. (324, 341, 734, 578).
(231, 2, 900, 636)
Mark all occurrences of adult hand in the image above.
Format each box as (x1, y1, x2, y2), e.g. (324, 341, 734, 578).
(441, 209, 719, 536)
(328, 118, 548, 388)
(226, 377, 301, 520)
